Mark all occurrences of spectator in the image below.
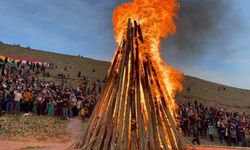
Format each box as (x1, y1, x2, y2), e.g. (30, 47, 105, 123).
(217, 118, 225, 144)
(208, 122, 214, 142)
(192, 127, 200, 145)
(35, 93, 43, 115)
(14, 90, 22, 115)
(68, 100, 74, 118)
(46, 99, 54, 116)
(230, 125, 237, 146)
(6, 90, 14, 114)
(62, 99, 68, 119)
(23, 89, 32, 113)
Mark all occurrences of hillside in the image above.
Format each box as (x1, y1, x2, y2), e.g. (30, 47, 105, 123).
(0, 43, 110, 83)
(1, 43, 250, 114)
(178, 76, 250, 114)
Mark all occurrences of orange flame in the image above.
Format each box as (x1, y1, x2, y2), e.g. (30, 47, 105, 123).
(113, 0, 183, 114)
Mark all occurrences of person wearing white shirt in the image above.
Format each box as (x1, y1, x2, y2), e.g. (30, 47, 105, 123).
(14, 90, 22, 115)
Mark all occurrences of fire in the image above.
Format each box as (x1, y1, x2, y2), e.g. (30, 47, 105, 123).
(113, 0, 183, 116)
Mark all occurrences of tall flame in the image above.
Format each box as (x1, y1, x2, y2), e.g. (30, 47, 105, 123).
(113, 0, 183, 114)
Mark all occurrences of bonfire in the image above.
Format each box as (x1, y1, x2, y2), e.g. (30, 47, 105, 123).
(75, 0, 184, 149)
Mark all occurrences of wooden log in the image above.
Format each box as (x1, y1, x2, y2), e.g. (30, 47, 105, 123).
(101, 81, 121, 150)
(116, 33, 133, 149)
(140, 76, 152, 150)
(109, 54, 126, 149)
(121, 50, 134, 150)
(148, 71, 173, 149)
(137, 25, 144, 42)
(134, 21, 138, 37)
(118, 19, 135, 150)
(106, 40, 123, 78)
(143, 60, 162, 149)
(101, 86, 120, 149)
(145, 68, 176, 149)
(84, 74, 118, 148)
(77, 20, 128, 148)
(147, 61, 181, 149)
(129, 20, 140, 150)
(150, 66, 179, 149)
(134, 40, 147, 150)
(75, 71, 118, 148)
(84, 73, 118, 146)
(92, 80, 121, 149)
(161, 100, 185, 149)
(140, 61, 155, 150)
(110, 18, 134, 149)
(149, 61, 184, 149)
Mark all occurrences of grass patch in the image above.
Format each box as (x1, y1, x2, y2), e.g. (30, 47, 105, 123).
(0, 115, 69, 141)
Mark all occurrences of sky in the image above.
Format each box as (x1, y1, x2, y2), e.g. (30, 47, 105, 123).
(0, 0, 250, 89)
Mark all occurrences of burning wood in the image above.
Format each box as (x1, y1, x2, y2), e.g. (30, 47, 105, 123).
(74, 19, 185, 149)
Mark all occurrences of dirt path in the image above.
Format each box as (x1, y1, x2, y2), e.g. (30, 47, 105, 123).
(0, 118, 87, 150)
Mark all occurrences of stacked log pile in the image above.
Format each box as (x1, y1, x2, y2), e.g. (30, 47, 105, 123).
(74, 19, 185, 150)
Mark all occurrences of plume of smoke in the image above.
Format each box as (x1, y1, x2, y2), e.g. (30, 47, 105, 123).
(163, 0, 231, 64)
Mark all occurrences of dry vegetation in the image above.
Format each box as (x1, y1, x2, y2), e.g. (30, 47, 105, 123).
(0, 115, 69, 142)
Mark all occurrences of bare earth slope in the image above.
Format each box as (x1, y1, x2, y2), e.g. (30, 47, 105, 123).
(1, 43, 250, 113)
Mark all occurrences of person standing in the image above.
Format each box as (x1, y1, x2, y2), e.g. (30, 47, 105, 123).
(192, 126, 200, 145)
(68, 100, 74, 118)
(225, 124, 231, 146)
(55, 96, 63, 117)
(47, 99, 54, 116)
(35, 93, 44, 115)
(32, 92, 38, 114)
(6, 90, 14, 114)
(4, 88, 10, 112)
(14, 90, 22, 115)
(230, 125, 238, 146)
(208, 122, 214, 142)
(23, 89, 32, 113)
(217, 119, 225, 144)
(62, 99, 69, 119)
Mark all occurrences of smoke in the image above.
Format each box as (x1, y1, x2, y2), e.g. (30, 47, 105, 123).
(163, 0, 231, 64)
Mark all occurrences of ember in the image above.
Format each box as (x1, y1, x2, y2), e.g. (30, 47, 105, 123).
(75, 0, 185, 149)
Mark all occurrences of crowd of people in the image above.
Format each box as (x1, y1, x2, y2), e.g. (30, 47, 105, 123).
(0, 58, 104, 121)
(178, 100, 250, 147)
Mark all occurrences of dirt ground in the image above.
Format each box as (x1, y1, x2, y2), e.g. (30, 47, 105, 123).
(0, 118, 88, 150)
